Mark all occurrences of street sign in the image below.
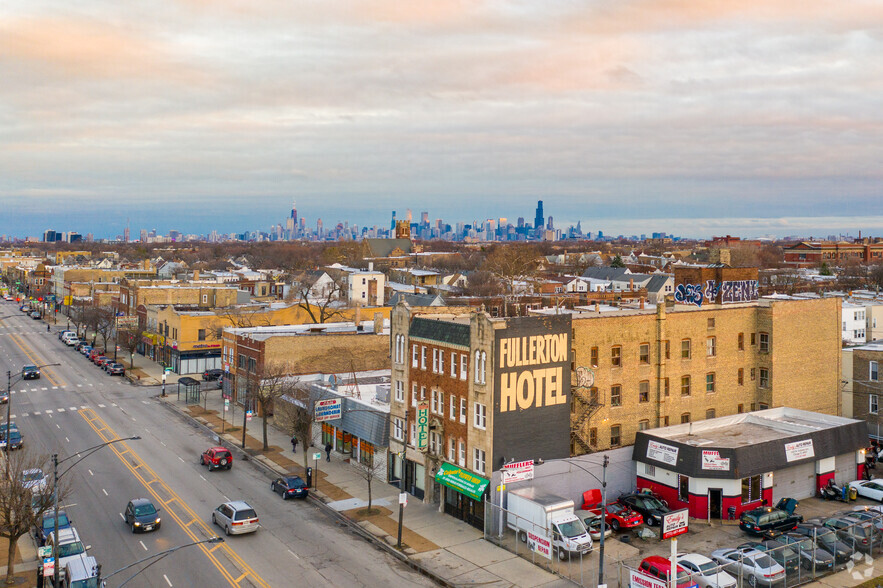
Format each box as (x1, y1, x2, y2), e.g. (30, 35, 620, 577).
(399, 492, 408, 507)
(312, 452, 322, 461)
(37, 546, 52, 558)
(502, 460, 535, 483)
(42, 558, 55, 576)
(246, 410, 253, 422)
(314, 398, 342, 422)
(224, 399, 230, 412)
(661, 508, 689, 540)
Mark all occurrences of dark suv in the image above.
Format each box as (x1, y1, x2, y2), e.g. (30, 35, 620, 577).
(740, 506, 803, 536)
(22, 365, 40, 380)
(203, 369, 223, 381)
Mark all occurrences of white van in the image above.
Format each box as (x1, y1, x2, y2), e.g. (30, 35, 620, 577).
(62, 333, 79, 346)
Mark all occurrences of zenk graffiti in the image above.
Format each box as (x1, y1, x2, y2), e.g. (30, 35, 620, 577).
(675, 279, 760, 306)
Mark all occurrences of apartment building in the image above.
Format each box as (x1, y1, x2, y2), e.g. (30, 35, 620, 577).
(849, 342, 883, 440)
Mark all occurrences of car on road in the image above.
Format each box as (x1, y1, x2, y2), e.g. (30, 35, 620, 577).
(849, 479, 883, 502)
(107, 363, 126, 376)
(617, 493, 671, 527)
(200, 447, 233, 471)
(212, 501, 259, 536)
(29, 311, 41, 320)
(0, 391, 7, 404)
(739, 506, 802, 537)
(676, 552, 737, 588)
(792, 523, 853, 565)
(271, 476, 309, 500)
(1, 428, 23, 450)
(775, 533, 835, 573)
(22, 365, 40, 380)
(36, 509, 72, 546)
(21, 468, 48, 493)
(710, 548, 786, 587)
(46, 527, 89, 582)
(125, 498, 161, 533)
(202, 368, 223, 381)
(637, 555, 699, 588)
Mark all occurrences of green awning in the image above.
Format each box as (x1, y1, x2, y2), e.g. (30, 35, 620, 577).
(434, 463, 490, 501)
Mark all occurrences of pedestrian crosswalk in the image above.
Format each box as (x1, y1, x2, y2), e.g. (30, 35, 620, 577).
(9, 382, 105, 394)
(10, 403, 118, 420)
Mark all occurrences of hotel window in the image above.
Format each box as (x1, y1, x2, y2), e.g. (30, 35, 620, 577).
(420, 386, 426, 401)
(409, 423, 416, 446)
(439, 350, 444, 373)
(738, 368, 744, 386)
(738, 332, 744, 351)
(460, 398, 467, 424)
(681, 376, 691, 396)
(681, 413, 691, 424)
(590, 346, 599, 367)
(421, 346, 427, 369)
(431, 389, 439, 414)
(610, 425, 621, 447)
(448, 437, 456, 461)
(473, 448, 486, 474)
(681, 339, 691, 359)
(459, 441, 466, 467)
(639, 343, 650, 364)
(663, 416, 669, 426)
(392, 418, 404, 441)
(460, 354, 467, 380)
(871, 361, 879, 382)
(432, 349, 439, 373)
(395, 381, 404, 403)
(638, 381, 649, 403)
(474, 351, 486, 384)
(663, 378, 670, 396)
(411, 384, 418, 407)
(664, 340, 670, 360)
(750, 368, 756, 381)
(707, 317, 715, 329)
(707, 336, 716, 357)
(706, 372, 715, 393)
(474, 403, 487, 429)
(750, 332, 756, 346)
(871, 395, 879, 415)
(451, 352, 457, 377)
(759, 368, 770, 388)
(706, 408, 716, 420)
(638, 419, 649, 431)
(611, 346, 622, 367)
(610, 385, 622, 407)
(738, 404, 744, 413)
(429, 432, 441, 455)
(589, 428, 597, 446)
(412, 344, 418, 367)
(759, 332, 770, 353)
(450, 395, 456, 419)
(741, 475, 761, 504)
(678, 475, 689, 502)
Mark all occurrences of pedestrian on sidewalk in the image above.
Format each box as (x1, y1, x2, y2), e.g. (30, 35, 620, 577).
(291, 436, 298, 453)
(47, 324, 50, 332)
(324, 442, 332, 462)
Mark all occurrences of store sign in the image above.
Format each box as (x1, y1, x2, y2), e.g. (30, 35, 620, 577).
(661, 508, 689, 540)
(502, 460, 535, 483)
(416, 402, 429, 450)
(647, 440, 679, 466)
(314, 399, 342, 422)
(434, 462, 490, 501)
(784, 439, 815, 462)
(115, 316, 138, 328)
(527, 530, 552, 560)
(701, 450, 730, 471)
(628, 569, 666, 588)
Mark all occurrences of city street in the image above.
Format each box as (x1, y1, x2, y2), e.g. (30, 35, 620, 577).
(0, 304, 434, 587)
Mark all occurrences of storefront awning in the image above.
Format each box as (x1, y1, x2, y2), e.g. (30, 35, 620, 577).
(434, 463, 489, 501)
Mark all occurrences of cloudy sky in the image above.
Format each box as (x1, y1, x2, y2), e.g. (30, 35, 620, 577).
(2, 0, 882, 239)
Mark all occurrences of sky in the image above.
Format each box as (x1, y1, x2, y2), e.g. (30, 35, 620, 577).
(2, 0, 883, 239)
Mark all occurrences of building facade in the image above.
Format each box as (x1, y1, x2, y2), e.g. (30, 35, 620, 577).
(849, 343, 883, 440)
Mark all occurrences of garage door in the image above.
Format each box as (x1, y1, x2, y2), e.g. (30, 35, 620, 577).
(835, 452, 858, 485)
(772, 462, 816, 502)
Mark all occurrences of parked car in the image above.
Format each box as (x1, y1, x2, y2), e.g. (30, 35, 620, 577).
(792, 523, 853, 565)
(602, 502, 643, 531)
(617, 493, 671, 526)
(822, 515, 875, 553)
(211, 501, 259, 536)
(21, 468, 48, 493)
(737, 540, 800, 578)
(29, 311, 41, 320)
(776, 533, 835, 573)
(45, 527, 89, 582)
(36, 509, 72, 546)
(107, 363, 126, 376)
(271, 476, 309, 500)
(739, 506, 802, 536)
(200, 447, 233, 471)
(125, 498, 161, 533)
(73, 340, 87, 351)
(840, 509, 883, 537)
(676, 552, 737, 588)
(2, 428, 23, 450)
(0, 391, 8, 404)
(638, 555, 699, 588)
(93, 356, 109, 368)
(582, 513, 612, 541)
(710, 548, 786, 587)
(202, 368, 223, 381)
(57, 330, 72, 340)
(848, 479, 883, 502)
(99, 358, 114, 370)
(22, 365, 40, 380)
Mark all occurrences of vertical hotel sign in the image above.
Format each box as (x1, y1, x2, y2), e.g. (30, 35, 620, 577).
(492, 315, 572, 467)
(416, 402, 429, 450)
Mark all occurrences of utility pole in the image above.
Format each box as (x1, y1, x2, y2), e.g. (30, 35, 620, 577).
(599, 455, 608, 588)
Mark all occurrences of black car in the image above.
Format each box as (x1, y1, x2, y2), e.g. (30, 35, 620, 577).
(738, 539, 800, 577)
(125, 498, 161, 533)
(792, 523, 853, 564)
(739, 506, 803, 536)
(777, 532, 835, 573)
(22, 365, 40, 380)
(617, 493, 670, 526)
(271, 476, 309, 500)
(203, 369, 223, 381)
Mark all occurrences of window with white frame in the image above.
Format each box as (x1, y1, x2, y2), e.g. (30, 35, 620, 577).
(432, 349, 439, 373)
(392, 417, 404, 441)
(474, 350, 481, 383)
(460, 354, 467, 380)
(458, 441, 466, 467)
(421, 346, 427, 369)
(409, 423, 416, 446)
(412, 384, 418, 407)
(420, 386, 426, 401)
(460, 398, 466, 424)
(871, 395, 879, 415)
(429, 432, 442, 455)
(395, 380, 404, 403)
(871, 361, 879, 382)
(448, 437, 456, 461)
(431, 389, 439, 414)
(439, 350, 444, 373)
(480, 351, 487, 383)
(450, 395, 456, 419)
(474, 402, 487, 429)
(473, 448, 486, 474)
(451, 352, 457, 377)
(412, 344, 418, 367)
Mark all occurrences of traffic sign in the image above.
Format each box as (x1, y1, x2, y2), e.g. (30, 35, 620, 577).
(399, 492, 408, 507)
(312, 452, 322, 461)
(37, 546, 52, 558)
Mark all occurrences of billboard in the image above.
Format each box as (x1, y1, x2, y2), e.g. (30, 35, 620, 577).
(661, 508, 689, 540)
(492, 315, 571, 469)
(314, 399, 342, 422)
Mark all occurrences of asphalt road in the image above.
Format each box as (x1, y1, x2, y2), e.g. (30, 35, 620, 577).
(0, 303, 435, 588)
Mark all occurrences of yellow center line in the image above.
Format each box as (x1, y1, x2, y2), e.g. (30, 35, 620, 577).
(79, 409, 271, 588)
(9, 333, 63, 387)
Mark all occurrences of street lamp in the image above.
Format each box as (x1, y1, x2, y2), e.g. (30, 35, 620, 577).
(101, 536, 224, 587)
(52, 437, 141, 588)
(568, 455, 609, 588)
(5, 363, 61, 477)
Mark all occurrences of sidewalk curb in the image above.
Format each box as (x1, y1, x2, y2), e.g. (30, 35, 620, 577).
(154, 396, 456, 588)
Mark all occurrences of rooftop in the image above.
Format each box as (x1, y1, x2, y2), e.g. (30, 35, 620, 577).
(226, 319, 389, 340)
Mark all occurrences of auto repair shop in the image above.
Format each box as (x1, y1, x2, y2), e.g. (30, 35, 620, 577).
(632, 408, 868, 520)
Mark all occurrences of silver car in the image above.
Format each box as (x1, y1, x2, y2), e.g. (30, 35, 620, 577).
(211, 501, 259, 535)
(677, 552, 737, 588)
(711, 548, 785, 587)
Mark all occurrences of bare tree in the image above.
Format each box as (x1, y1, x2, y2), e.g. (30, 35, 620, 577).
(117, 325, 142, 368)
(0, 450, 66, 584)
(215, 305, 272, 330)
(94, 305, 116, 354)
(273, 386, 316, 470)
(482, 244, 540, 316)
(351, 456, 386, 515)
(245, 362, 300, 452)
(289, 271, 347, 324)
(870, 265, 883, 290)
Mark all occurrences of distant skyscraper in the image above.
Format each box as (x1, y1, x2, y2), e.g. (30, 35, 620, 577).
(421, 211, 429, 225)
(406, 209, 412, 222)
(291, 200, 297, 223)
(517, 217, 525, 228)
(390, 210, 396, 231)
(547, 216, 553, 230)
(534, 201, 544, 231)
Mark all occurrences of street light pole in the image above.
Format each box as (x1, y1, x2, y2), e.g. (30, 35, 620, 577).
(5, 363, 61, 478)
(100, 536, 223, 587)
(568, 456, 609, 588)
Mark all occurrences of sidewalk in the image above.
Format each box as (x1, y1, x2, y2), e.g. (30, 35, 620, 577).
(132, 360, 569, 587)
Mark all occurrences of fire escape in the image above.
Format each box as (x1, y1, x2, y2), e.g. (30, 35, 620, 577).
(571, 368, 603, 455)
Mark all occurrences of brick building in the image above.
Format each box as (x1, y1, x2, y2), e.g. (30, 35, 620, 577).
(849, 342, 883, 440)
(784, 240, 883, 268)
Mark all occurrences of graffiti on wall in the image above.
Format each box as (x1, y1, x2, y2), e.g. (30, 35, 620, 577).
(675, 279, 759, 307)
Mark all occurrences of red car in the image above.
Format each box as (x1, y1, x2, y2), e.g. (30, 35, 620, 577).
(638, 556, 699, 588)
(581, 489, 643, 531)
(200, 447, 233, 471)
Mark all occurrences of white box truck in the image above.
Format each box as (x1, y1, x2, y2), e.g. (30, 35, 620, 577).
(507, 487, 592, 561)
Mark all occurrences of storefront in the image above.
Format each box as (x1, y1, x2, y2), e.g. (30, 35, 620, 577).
(435, 463, 489, 530)
(633, 408, 867, 520)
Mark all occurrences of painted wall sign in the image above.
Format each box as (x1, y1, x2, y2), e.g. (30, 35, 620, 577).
(661, 508, 689, 540)
(314, 398, 342, 422)
(575, 366, 595, 388)
(784, 439, 815, 462)
(527, 530, 552, 560)
(502, 460, 535, 483)
(647, 440, 679, 466)
(674, 278, 759, 306)
(416, 401, 429, 450)
(701, 450, 730, 471)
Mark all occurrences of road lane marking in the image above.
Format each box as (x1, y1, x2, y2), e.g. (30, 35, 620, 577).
(21, 413, 28, 417)
(69, 407, 77, 411)
(45, 410, 53, 414)
(88, 469, 93, 476)
(102, 489, 108, 496)
(57, 408, 65, 413)
(98, 404, 106, 408)
(119, 513, 125, 521)
(287, 549, 300, 560)
(65, 437, 70, 443)
(79, 409, 270, 588)
(199, 475, 207, 481)
(163, 574, 172, 587)
(140, 540, 148, 551)
(178, 457, 184, 463)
